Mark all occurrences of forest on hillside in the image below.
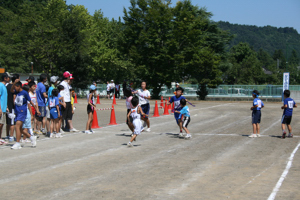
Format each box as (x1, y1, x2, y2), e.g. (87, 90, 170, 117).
(0, 0, 299, 99)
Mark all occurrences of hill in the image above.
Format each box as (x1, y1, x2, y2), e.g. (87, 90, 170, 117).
(217, 21, 300, 59)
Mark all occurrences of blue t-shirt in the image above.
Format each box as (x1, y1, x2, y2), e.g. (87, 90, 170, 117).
(283, 97, 296, 116)
(253, 98, 264, 111)
(15, 90, 31, 114)
(58, 93, 62, 109)
(0, 82, 8, 112)
(36, 82, 46, 106)
(180, 106, 190, 117)
(49, 96, 59, 109)
(169, 95, 186, 111)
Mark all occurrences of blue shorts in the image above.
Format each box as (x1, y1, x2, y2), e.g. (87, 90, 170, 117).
(141, 103, 150, 119)
(252, 110, 261, 124)
(15, 111, 27, 122)
(174, 112, 182, 124)
(22, 109, 31, 128)
(50, 108, 59, 119)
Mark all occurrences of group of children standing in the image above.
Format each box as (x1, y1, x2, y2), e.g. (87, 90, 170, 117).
(249, 89, 297, 138)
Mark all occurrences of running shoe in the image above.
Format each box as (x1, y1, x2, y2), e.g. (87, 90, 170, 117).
(127, 142, 133, 147)
(11, 143, 22, 150)
(56, 133, 63, 138)
(146, 128, 151, 132)
(41, 128, 46, 135)
(179, 133, 184, 137)
(50, 133, 54, 138)
(46, 132, 51, 137)
(282, 131, 286, 139)
(89, 129, 94, 134)
(70, 128, 79, 132)
(287, 134, 293, 138)
(31, 136, 37, 147)
(257, 134, 261, 138)
(9, 137, 15, 143)
(185, 134, 192, 139)
(60, 128, 65, 133)
(85, 130, 92, 134)
(248, 134, 257, 138)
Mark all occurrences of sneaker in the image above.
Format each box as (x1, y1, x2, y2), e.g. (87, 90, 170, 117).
(31, 136, 37, 147)
(143, 121, 147, 128)
(85, 130, 92, 134)
(127, 142, 133, 147)
(11, 143, 22, 150)
(89, 129, 94, 134)
(70, 128, 79, 132)
(287, 134, 293, 138)
(282, 131, 286, 139)
(9, 137, 14, 143)
(41, 129, 46, 135)
(60, 128, 65, 133)
(179, 133, 184, 137)
(50, 133, 54, 138)
(146, 128, 151, 132)
(46, 132, 51, 137)
(185, 134, 192, 139)
(257, 134, 261, 138)
(24, 139, 31, 143)
(248, 134, 257, 138)
(55, 133, 63, 138)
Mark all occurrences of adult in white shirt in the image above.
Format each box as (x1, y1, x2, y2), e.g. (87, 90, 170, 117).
(59, 71, 78, 132)
(134, 81, 151, 132)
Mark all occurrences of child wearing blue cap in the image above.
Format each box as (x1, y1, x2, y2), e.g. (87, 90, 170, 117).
(249, 90, 264, 138)
(85, 85, 97, 134)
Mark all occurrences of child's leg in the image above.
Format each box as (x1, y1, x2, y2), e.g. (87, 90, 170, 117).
(183, 127, 190, 134)
(130, 134, 137, 142)
(86, 112, 93, 130)
(178, 119, 183, 132)
(15, 121, 23, 142)
(55, 118, 59, 133)
(252, 123, 257, 134)
(46, 118, 51, 133)
(256, 123, 260, 134)
(50, 119, 54, 133)
(22, 128, 31, 139)
(287, 124, 292, 134)
(89, 113, 93, 130)
(282, 123, 286, 132)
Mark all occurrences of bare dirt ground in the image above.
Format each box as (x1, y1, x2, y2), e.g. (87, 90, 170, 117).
(0, 99, 299, 200)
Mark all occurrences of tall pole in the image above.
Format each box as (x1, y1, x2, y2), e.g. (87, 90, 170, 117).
(31, 62, 33, 74)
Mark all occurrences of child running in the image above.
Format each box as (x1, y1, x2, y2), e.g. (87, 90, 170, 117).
(168, 87, 187, 134)
(85, 85, 96, 134)
(175, 99, 191, 139)
(281, 90, 297, 138)
(127, 96, 148, 147)
(124, 87, 134, 134)
(49, 89, 60, 138)
(11, 81, 40, 149)
(249, 90, 264, 138)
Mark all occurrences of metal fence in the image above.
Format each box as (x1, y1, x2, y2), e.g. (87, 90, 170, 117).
(75, 84, 300, 98)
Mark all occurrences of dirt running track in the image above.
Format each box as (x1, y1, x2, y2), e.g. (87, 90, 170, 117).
(0, 99, 299, 200)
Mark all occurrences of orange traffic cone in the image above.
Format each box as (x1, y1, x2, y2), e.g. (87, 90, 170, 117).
(91, 110, 101, 129)
(171, 102, 174, 113)
(108, 105, 118, 125)
(153, 101, 160, 117)
(96, 94, 100, 104)
(74, 93, 78, 104)
(160, 96, 164, 108)
(112, 94, 117, 105)
(168, 97, 172, 109)
(163, 100, 170, 115)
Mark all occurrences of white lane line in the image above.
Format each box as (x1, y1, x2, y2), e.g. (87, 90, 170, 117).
(267, 142, 300, 200)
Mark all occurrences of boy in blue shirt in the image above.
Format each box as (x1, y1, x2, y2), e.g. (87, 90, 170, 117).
(36, 74, 48, 134)
(11, 82, 40, 149)
(168, 87, 187, 134)
(281, 90, 297, 138)
(249, 90, 264, 138)
(175, 99, 191, 139)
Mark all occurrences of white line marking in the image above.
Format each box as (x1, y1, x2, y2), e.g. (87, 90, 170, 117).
(267, 142, 300, 200)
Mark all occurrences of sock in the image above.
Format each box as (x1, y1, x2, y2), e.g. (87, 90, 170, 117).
(282, 129, 286, 133)
(29, 128, 33, 136)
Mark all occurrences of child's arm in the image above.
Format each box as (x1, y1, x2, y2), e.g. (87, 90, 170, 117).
(56, 105, 60, 117)
(251, 105, 258, 110)
(281, 105, 287, 109)
(88, 94, 96, 108)
(27, 103, 32, 116)
(127, 110, 132, 122)
(29, 100, 40, 115)
(59, 96, 66, 108)
(138, 106, 148, 117)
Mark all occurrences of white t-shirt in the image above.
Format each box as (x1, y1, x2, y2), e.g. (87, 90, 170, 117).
(59, 80, 71, 102)
(138, 89, 150, 105)
(110, 83, 115, 89)
(106, 84, 110, 91)
(29, 92, 37, 105)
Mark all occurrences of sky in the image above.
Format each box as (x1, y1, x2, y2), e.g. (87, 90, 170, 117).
(66, 0, 300, 33)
